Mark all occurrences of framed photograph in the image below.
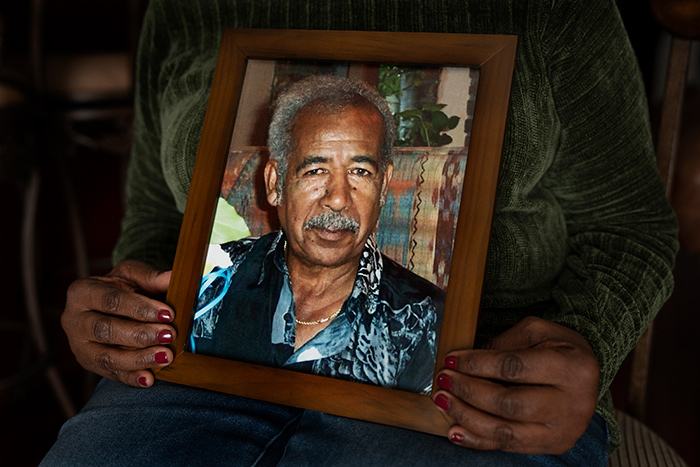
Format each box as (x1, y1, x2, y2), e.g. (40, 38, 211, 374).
(157, 28, 516, 436)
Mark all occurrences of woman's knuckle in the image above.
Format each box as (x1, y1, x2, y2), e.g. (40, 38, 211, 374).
(95, 351, 117, 372)
(110, 260, 132, 276)
(500, 353, 523, 380)
(493, 423, 516, 451)
(453, 406, 471, 428)
(101, 288, 122, 313)
(133, 329, 153, 348)
(463, 354, 479, 373)
(497, 393, 522, 418)
(132, 303, 153, 322)
(91, 317, 113, 342)
(136, 351, 155, 368)
(452, 378, 471, 402)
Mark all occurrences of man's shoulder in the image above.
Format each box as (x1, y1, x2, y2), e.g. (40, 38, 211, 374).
(380, 254, 445, 303)
(220, 236, 256, 256)
(220, 232, 278, 260)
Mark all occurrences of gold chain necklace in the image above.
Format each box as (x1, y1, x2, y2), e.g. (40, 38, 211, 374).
(284, 240, 343, 326)
(295, 307, 342, 326)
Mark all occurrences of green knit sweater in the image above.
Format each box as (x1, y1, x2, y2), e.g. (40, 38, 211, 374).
(113, 0, 678, 451)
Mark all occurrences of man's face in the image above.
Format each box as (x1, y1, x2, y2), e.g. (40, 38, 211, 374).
(264, 104, 393, 270)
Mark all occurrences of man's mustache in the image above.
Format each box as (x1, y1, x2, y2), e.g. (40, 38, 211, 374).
(304, 211, 359, 233)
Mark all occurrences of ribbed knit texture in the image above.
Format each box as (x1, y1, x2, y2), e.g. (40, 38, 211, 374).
(113, 0, 678, 452)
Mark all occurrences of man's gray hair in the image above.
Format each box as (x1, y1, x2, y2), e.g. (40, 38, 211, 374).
(267, 74, 395, 191)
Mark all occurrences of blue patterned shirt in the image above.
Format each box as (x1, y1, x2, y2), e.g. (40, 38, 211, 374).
(190, 231, 444, 395)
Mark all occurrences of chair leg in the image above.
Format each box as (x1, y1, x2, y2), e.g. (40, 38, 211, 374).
(624, 35, 693, 423)
(21, 168, 77, 419)
(656, 37, 691, 195)
(626, 324, 653, 421)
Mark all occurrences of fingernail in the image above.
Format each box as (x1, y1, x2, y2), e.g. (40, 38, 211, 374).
(450, 432, 464, 444)
(138, 376, 148, 387)
(434, 394, 450, 411)
(445, 356, 458, 370)
(154, 351, 169, 364)
(157, 329, 173, 344)
(157, 310, 172, 323)
(437, 373, 451, 391)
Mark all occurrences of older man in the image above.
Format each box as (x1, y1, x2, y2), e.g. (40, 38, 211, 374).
(189, 75, 444, 395)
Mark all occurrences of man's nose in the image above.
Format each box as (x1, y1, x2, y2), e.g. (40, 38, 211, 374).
(323, 172, 352, 211)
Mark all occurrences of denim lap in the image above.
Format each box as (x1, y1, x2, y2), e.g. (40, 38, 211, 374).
(41, 379, 609, 466)
(40, 379, 303, 466)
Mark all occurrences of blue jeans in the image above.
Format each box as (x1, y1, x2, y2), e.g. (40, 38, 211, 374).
(41, 379, 609, 466)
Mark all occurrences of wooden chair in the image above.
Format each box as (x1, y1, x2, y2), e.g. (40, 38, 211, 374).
(3, 0, 148, 419)
(607, 1, 698, 465)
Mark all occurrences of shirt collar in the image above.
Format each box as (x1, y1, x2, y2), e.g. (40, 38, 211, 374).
(348, 234, 382, 319)
(265, 230, 384, 362)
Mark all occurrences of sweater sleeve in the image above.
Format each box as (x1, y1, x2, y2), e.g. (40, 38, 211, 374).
(112, 0, 678, 405)
(111, 5, 196, 270)
(539, 1, 677, 400)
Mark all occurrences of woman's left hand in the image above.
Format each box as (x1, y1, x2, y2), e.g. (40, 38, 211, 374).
(432, 316, 600, 454)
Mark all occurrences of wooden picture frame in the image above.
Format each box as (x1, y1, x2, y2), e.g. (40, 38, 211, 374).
(157, 28, 517, 436)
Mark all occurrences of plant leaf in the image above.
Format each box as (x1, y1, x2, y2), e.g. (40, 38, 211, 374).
(437, 134, 453, 146)
(447, 115, 460, 130)
(422, 103, 446, 112)
(209, 197, 252, 244)
(431, 111, 449, 130)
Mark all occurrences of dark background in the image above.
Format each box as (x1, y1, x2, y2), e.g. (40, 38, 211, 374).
(0, 0, 698, 465)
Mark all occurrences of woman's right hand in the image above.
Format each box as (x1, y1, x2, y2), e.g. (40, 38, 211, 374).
(61, 260, 176, 388)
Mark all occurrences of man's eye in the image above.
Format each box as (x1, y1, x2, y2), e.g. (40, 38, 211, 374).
(303, 168, 325, 176)
(351, 168, 372, 176)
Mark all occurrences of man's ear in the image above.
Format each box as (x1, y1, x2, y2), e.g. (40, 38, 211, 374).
(264, 160, 280, 206)
(380, 161, 393, 207)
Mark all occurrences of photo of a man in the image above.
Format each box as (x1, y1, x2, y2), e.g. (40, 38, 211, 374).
(189, 75, 444, 395)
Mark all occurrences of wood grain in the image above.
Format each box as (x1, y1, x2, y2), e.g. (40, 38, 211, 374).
(159, 28, 517, 436)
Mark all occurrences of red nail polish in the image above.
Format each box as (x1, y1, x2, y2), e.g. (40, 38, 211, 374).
(157, 329, 173, 344)
(437, 373, 451, 391)
(450, 432, 464, 444)
(434, 394, 450, 411)
(157, 310, 172, 323)
(154, 351, 169, 364)
(138, 376, 148, 387)
(445, 356, 458, 370)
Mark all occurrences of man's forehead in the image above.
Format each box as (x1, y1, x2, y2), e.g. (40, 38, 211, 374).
(293, 101, 382, 130)
(290, 106, 383, 152)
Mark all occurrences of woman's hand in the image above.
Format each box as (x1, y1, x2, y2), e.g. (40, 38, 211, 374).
(433, 316, 600, 454)
(61, 260, 176, 388)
